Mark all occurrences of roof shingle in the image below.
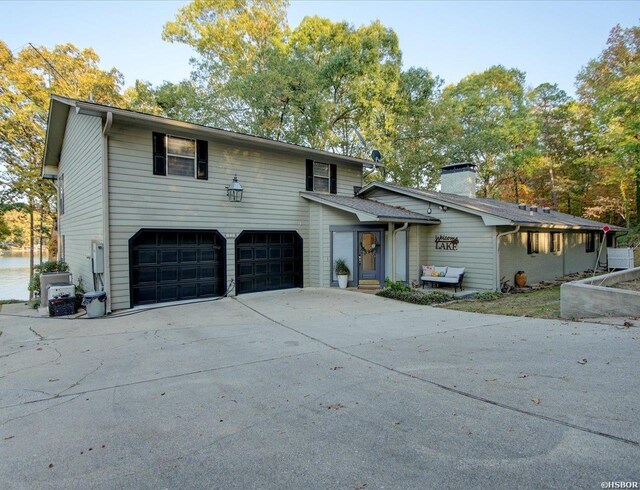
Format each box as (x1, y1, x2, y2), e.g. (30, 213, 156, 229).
(364, 183, 625, 231)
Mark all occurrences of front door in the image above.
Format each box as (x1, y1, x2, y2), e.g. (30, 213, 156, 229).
(358, 231, 382, 286)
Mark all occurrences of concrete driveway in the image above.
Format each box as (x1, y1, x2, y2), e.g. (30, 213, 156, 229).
(0, 289, 638, 489)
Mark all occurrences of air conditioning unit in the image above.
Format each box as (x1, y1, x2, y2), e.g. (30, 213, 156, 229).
(608, 248, 634, 270)
(47, 282, 75, 299)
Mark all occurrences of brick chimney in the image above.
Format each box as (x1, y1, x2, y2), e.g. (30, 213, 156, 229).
(440, 163, 477, 198)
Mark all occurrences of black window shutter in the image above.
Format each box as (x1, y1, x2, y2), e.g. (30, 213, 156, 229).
(196, 139, 208, 180)
(305, 159, 314, 191)
(330, 164, 337, 194)
(152, 132, 166, 176)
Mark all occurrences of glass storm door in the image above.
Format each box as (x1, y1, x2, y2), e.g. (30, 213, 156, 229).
(358, 231, 382, 285)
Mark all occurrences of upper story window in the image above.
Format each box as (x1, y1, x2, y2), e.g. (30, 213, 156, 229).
(306, 159, 337, 194)
(527, 231, 539, 255)
(167, 136, 196, 177)
(152, 132, 208, 180)
(313, 162, 330, 192)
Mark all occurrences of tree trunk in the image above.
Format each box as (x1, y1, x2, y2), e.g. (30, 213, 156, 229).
(29, 203, 34, 300)
(635, 159, 640, 226)
(549, 166, 558, 209)
(514, 175, 519, 203)
(39, 204, 44, 266)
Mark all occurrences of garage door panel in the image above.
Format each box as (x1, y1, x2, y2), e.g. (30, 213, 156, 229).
(136, 286, 157, 304)
(131, 230, 225, 306)
(181, 267, 198, 281)
(180, 250, 197, 262)
(200, 249, 214, 262)
(236, 231, 302, 294)
(159, 233, 178, 246)
(160, 268, 178, 282)
(133, 269, 157, 284)
(137, 250, 157, 265)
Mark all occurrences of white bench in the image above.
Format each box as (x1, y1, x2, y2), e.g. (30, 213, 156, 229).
(421, 266, 465, 292)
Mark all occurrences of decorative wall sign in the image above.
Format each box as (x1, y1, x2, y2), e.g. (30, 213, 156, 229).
(435, 235, 459, 250)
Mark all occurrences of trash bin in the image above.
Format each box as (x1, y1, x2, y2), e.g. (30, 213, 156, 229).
(82, 291, 107, 318)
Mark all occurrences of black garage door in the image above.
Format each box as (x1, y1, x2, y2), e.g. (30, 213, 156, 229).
(130, 230, 225, 306)
(235, 231, 303, 294)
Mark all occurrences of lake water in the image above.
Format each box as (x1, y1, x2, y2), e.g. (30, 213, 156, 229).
(0, 252, 48, 300)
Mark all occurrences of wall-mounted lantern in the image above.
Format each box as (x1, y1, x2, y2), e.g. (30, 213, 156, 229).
(226, 174, 243, 202)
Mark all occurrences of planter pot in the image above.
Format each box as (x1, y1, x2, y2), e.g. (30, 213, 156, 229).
(515, 271, 527, 288)
(337, 275, 349, 289)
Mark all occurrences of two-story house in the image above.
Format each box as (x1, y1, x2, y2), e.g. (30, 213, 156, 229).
(42, 96, 622, 312)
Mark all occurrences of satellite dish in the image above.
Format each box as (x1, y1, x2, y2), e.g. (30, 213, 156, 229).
(371, 150, 382, 162)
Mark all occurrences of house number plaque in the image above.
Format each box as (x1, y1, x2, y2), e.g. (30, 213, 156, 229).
(435, 235, 459, 250)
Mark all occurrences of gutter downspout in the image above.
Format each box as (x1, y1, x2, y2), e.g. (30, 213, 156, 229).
(496, 225, 520, 291)
(392, 222, 409, 282)
(102, 112, 113, 313)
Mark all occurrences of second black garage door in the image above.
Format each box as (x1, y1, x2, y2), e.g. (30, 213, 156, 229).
(235, 231, 303, 294)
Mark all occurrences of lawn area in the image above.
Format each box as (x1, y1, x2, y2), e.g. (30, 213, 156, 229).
(0, 299, 25, 312)
(439, 286, 561, 319)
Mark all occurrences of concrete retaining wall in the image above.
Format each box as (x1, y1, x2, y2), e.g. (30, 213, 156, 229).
(560, 267, 640, 319)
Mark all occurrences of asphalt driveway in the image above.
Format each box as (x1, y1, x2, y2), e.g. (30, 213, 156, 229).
(0, 288, 638, 489)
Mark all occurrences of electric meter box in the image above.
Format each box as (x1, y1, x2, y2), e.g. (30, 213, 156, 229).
(92, 242, 105, 274)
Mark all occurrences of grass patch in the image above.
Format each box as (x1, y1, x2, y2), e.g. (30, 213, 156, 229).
(0, 299, 27, 312)
(376, 288, 453, 305)
(440, 286, 561, 319)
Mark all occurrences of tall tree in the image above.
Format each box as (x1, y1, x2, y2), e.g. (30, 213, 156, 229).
(438, 65, 534, 199)
(528, 83, 573, 209)
(577, 23, 640, 225)
(0, 41, 123, 295)
(384, 67, 447, 187)
(162, 1, 403, 157)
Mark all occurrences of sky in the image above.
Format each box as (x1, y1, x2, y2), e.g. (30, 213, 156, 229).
(1, 1, 638, 97)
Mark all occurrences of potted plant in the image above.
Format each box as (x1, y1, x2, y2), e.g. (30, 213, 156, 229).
(335, 258, 350, 289)
(515, 270, 527, 288)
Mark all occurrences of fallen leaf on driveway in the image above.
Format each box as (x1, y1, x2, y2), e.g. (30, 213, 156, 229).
(4, 435, 14, 440)
(623, 321, 632, 328)
(518, 374, 528, 378)
(577, 358, 588, 365)
(327, 403, 346, 410)
(531, 397, 541, 404)
(484, 378, 497, 382)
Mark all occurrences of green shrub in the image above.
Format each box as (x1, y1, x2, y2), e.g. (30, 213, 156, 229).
(473, 291, 503, 301)
(28, 260, 70, 297)
(377, 288, 452, 305)
(617, 224, 640, 247)
(384, 277, 411, 292)
(334, 258, 350, 276)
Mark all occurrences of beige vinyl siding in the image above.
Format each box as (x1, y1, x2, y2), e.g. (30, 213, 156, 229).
(563, 231, 603, 274)
(499, 230, 604, 286)
(308, 202, 360, 287)
(367, 189, 497, 291)
(107, 122, 362, 309)
(58, 111, 104, 290)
